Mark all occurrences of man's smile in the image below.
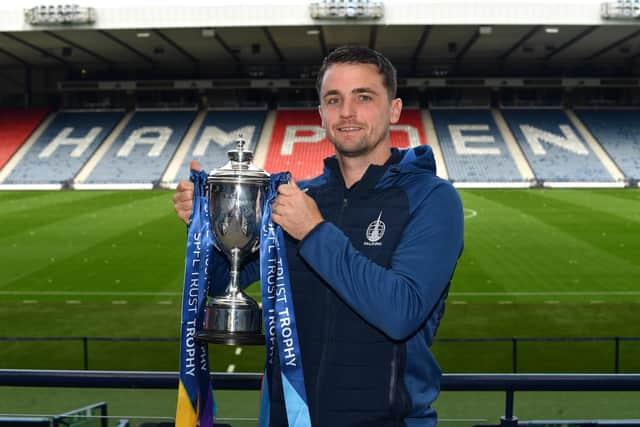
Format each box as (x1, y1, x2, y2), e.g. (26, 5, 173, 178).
(337, 126, 363, 132)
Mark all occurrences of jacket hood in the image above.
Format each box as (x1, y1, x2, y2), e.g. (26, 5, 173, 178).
(391, 145, 437, 175)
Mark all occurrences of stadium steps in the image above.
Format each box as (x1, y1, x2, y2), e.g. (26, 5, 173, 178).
(0, 111, 58, 189)
(565, 109, 625, 182)
(492, 108, 535, 182)
(159, 108, 208, 187)
(421, 109, 449, 180)
(253, 109, 277, 169)
(72, 110, 135, 189)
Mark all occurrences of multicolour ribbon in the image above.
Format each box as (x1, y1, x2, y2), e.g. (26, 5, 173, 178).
(175, 169, 216, 427)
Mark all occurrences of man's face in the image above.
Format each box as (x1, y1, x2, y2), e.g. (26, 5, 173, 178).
(318, 63, 402, 159)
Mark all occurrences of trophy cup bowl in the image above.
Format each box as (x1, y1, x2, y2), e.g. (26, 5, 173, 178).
(196, 138, 269, 346)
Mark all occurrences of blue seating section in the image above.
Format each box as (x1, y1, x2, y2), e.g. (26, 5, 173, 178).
(86, 110, 195, 183)
(431, 109, 522, 182)
(502, 109, 614, 182)
(2, 111, 123, 184)
(574, 109, 640, 180)
(174, 110, 266, 180)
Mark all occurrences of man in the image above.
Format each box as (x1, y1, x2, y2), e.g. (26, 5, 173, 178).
(173, 46, 464, 426)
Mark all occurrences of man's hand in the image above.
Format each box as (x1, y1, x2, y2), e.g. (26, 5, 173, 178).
(272, 180, 324, 240)
(172, 160, 201, 224)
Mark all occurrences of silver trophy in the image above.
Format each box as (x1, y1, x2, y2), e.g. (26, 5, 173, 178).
(196, 137, 270, 346)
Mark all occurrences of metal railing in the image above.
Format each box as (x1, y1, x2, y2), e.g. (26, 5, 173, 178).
(434, 336, 640, 373)
(1, 336, 639, 372)
(1, 369, 640, 427)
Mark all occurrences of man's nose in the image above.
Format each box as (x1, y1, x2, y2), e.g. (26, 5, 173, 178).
(339, 98, 355, 118)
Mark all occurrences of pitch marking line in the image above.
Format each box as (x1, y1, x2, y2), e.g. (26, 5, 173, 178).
(464, 208, 477, 219)
(65, 300, 81, 304)
(22, 300, 38, 304)
(226, 364, 235, 373)
(235, 347, 243, 356)
(4, 291, 640, 300)
(450, 291, 640, 296)
(112, 300, 128, 305)
(0, 291, 181, 296)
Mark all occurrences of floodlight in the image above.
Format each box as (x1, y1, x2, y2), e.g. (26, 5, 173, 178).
(25, 4, 96, 25)
(601, 0, 640, 19)
(310, 0, 384, 20)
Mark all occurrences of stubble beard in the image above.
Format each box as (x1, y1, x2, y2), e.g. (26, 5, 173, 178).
(328, 127, 389, 158)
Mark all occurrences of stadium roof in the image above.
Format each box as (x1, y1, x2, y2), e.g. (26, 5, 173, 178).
(0, 0, 639, 78)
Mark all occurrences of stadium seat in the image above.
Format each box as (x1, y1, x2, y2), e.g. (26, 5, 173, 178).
(574, 109, 640, 181)
(431, 109, 523, 182)
(85, 110, 196, 184)
(502, 109, 614, 182)
(1, 110, 123, 184)
(172, 110, 266, 181)
(263, 109, 427, 180)
(0, 107, 49, 171)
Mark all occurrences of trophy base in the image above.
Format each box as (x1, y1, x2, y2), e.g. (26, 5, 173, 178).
(196, 330, 265, 346)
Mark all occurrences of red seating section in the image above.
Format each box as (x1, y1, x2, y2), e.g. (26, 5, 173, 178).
(0, 108, 49, 169)
(264, 109, 427, 180)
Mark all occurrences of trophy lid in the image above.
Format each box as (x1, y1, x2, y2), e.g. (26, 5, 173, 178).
(207, 136, 270, 184)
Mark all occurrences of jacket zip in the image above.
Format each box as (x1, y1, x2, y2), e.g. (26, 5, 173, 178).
(314, 195, 349, 424)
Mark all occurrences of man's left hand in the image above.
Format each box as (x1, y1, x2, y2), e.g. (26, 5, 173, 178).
(272, 180, 324, 240)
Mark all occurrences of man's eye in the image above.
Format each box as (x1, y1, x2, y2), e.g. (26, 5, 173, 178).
(358, 95, 372, 102)
(326, 98, 340, 105)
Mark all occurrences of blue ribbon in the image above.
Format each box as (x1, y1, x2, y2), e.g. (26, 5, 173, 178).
(176, 169, 216, 426)
(259, 172, 312, 427)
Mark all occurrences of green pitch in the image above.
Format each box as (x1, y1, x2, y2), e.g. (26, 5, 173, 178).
(0, 189, 639, 374)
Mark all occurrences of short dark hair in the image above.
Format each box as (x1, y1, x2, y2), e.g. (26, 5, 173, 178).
(315, 45, 397, 100)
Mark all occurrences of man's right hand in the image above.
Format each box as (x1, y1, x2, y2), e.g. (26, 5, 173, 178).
(172, 160, 201, 224)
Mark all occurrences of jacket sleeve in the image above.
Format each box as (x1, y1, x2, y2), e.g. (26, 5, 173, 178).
(297, 182, 464, 341)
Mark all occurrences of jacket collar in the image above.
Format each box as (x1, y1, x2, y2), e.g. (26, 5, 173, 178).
(322, 149, 403, 194)
(322, 145, 436, 192)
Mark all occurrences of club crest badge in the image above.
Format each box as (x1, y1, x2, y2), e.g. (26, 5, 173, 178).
(364, 211, 385, 246)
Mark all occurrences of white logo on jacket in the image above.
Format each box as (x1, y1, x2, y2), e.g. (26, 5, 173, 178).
(364, 211, 385, 246)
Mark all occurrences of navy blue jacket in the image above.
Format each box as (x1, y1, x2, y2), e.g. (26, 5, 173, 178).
(215, 146, 463, 426)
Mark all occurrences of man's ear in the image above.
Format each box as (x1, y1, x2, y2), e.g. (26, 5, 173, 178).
(318, 104, 326, 128)
(389, 98, 402, 124)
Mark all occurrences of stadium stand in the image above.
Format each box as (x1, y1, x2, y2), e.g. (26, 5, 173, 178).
(574, 109, 640, 181)
(0, 110, 124, 186)
(430, 109, 524, 183)
(0, 108, 49, 170)
(263, 109, 426, 180)
(81, 110, 196, 186)
(501, 109, 616, 184)
(163, 109, 266, 183)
